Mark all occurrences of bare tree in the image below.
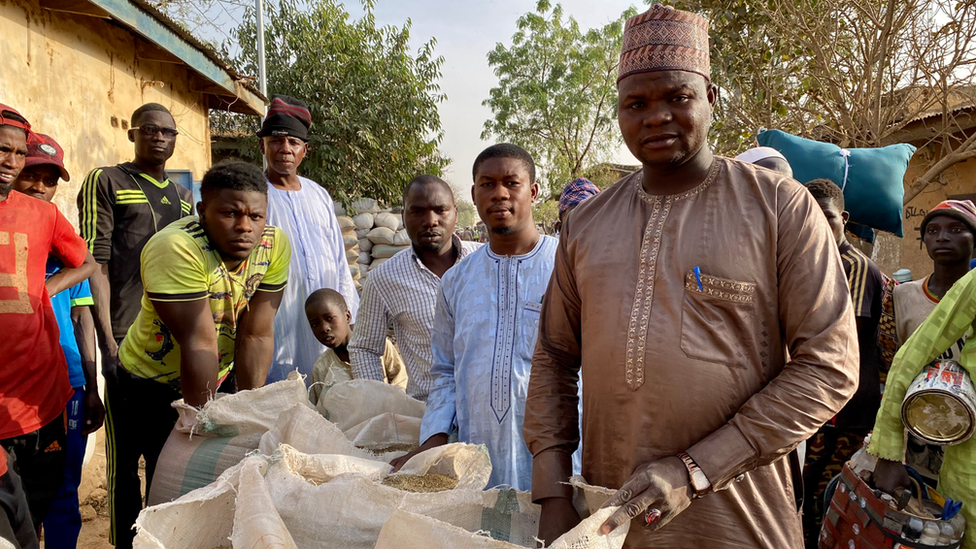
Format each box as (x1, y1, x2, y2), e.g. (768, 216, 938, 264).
(670, 0, 976, 205)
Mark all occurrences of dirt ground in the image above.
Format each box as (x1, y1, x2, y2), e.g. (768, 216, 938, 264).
(63, 429, 144, 549)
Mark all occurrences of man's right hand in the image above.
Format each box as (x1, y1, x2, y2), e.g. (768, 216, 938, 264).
(538, 497, 581, 546)
(873, 458, 912, 495)
(389, 433, 449, 472)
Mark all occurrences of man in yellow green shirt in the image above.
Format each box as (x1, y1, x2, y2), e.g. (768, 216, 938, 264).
(871, 263, 976, 548)
(106, 161, 290, 549)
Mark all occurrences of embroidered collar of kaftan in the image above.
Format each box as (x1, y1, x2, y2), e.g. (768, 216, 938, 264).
(632, 158, 719, 205)
(485, 234, 547, 261)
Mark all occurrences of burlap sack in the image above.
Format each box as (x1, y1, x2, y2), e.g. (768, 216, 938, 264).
(374, 212, 399, 231)
(234, 445, 492, 548)
(337, 215, 355, 231)
(367, 226, 396, 245)
(259, 404, 376, 459)
(393, 228, 410, 246)
(351, 198, 379, 213)
(318, 379, 425, 431)
(344, 412, 422, 451)
(353, 212, 375, 230)
(134, 457, 244, 549)
(570, 475, 615, 518)
(372, 244, 409, 259)
(148, 375, 311, 505)
(375, 507, 629, 549)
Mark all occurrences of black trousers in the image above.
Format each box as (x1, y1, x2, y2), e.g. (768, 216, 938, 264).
(0, 412, 67, 532)
(0, 449, 39, 549)
(104, 366, 180, 549)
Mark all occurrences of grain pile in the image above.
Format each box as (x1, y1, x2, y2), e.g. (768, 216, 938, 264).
(381, 473, 459, 493)
(358, 443, 419, 454)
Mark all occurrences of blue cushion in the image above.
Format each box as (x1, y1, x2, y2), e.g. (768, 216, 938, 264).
(756, 129, 915, 237)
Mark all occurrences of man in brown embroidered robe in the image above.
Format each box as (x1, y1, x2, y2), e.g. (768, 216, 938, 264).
(522, 4, 859, 547)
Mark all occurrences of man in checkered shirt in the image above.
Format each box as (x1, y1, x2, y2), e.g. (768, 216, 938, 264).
(349, 175, 480, 401)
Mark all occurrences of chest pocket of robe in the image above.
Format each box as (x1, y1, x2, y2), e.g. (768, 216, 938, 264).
(519, 301, 543, 360)
(680, 270, 757, 367)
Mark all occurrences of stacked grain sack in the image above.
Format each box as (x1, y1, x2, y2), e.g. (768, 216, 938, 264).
(336, 214, 362, 291)
(335, 199, 410, 287)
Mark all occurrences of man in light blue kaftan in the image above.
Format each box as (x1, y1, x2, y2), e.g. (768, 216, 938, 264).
(392, 144, 580, 490)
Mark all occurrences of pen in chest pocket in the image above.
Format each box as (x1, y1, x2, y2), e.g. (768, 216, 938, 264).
(694, 266, 703, 291)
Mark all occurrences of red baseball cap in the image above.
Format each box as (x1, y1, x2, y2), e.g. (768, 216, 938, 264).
(0, 104, 31, 134)
(24, 133, 70, 182)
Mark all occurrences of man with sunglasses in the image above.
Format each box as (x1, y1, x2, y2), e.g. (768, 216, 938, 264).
(76, 103, 192, 549)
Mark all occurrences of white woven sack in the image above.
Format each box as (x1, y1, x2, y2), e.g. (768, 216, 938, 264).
(358, 251, 371, 264)
(375, 507, 629, 549)
(246, 448, 493, 549)
(353, 212, 374, 230)
(370, 257, 389, 271)
(405, 488, 539, 545)
(371, 244, 408, 259)
(374, 212, 399, 231)
(346, 248, 360, 263)
(344, 412, 422, 450)
(355, 228, 370, 239)
(337, 215, 355, 231)
(148, 375, 311, 505)
(230, 447, 392, 549)
(180, 373, 311, 436)
(367, 226, 396, 245)
(352, 198, 379, 213)
(318, 379, 425, 431)
(134, 456, 245, 549)
(232, 455, 297, 549)
(570, 476, 615, 518)
(358, 237, 373, 252)
(259, 404, 375, 459)
(393, 442, 492, 491)
(393, 228, 411, 246)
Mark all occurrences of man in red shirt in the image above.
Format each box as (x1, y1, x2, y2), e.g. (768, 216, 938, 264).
(0, 104, 94, 547)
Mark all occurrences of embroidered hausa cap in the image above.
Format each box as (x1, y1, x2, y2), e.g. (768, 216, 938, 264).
(24, 133, 70, 181)
(921, 199, 976, 236)
(0, 104, 31, 134)
(257, 94, 312, 142)
(618, 4, 710, 84)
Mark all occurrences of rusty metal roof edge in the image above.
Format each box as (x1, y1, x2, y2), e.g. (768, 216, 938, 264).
(89, 0, 267, 113)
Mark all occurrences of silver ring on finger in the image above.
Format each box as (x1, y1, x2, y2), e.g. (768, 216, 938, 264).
(644, 508, 661, 526)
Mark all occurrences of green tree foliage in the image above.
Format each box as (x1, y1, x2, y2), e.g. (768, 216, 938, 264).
(532, 199, 559, 232)
(456, 200, 476, 229)
(482, 1, 637, 197)
(214, 0, 449, 207)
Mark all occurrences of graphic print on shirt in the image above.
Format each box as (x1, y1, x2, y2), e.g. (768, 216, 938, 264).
(145, 319, 175, 362)
(0, 232, 32, 314)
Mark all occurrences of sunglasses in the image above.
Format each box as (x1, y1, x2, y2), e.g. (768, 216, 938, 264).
(133, 125, 179, 138)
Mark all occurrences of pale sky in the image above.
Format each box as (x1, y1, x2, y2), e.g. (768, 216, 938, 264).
(197, 0, 641, 193)
(341, 0, 641, 190)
